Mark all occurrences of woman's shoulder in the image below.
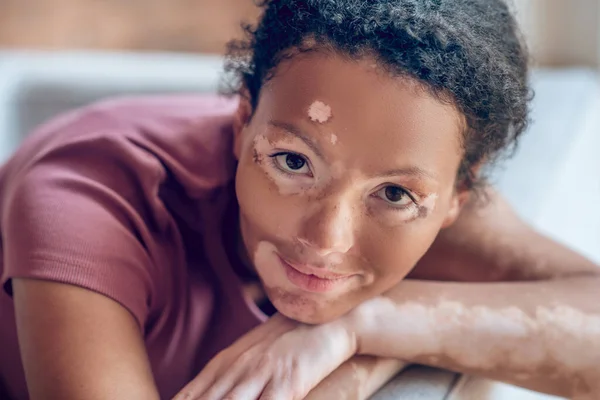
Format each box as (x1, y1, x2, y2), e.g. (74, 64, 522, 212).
(9, 93, 237, 146)
(11, 93, 239, 153)
(0, 94, 240, 328)
(1, 93, 239, 199)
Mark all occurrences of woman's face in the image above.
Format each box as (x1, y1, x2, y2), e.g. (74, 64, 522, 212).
(234, 52, 465, 324)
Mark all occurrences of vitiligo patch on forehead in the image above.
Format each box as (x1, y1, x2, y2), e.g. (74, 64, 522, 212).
(330, 133, 338, 145)
(308, 100, 332, 123)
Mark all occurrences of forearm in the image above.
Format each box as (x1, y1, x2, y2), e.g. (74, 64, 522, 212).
(305, 355, 407, 400)
(351, 277, 600, 399)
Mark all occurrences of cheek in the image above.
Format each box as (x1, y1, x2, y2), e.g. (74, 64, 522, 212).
(235, 157, 307, 241)
(363, 224, 442, 286)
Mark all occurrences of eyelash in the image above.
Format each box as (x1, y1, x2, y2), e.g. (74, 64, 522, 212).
(268, 151, 312, 178)
(373, 186, 419, 211)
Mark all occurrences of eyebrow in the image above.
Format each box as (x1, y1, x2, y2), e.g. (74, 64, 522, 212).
(267, 120, 438, 182)
(268, 120, 325, 160)
(378, 166, 439, 182)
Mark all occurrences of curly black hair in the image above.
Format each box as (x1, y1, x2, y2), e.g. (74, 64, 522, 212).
(224, 0, 533, 192)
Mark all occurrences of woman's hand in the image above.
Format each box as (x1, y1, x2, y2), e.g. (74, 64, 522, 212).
(173, 313, 357, 400)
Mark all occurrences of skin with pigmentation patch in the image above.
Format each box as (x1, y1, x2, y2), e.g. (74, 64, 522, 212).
(349, 278, 600, 398)
(233, 51, 464, 324)
(308, 100, 332, 123)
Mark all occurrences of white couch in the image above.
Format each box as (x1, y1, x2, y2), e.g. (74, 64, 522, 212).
(0, 51, 223, 161)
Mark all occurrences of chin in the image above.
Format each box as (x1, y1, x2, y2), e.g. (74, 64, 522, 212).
(267, 290, 345, 325)
(278, 306, 335, 325)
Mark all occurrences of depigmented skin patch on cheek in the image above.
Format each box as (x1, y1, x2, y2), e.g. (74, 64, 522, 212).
(330, 133, 338, 145)
(308, 100, 332, 123)
(402, 205, 420, 222)
(253, 241, 276, 273)
(252, 147, 262, 164)
(252, 134, 272, 164)
(375, 192, 438, 227)
(421, 193, 438, 212)
(417, 193, 438, 218)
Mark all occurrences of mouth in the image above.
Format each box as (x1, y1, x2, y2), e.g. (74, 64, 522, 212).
(277, 254, 355, 293)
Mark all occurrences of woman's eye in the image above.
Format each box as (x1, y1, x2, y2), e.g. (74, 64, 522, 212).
(273, 153, 311, 175)
(376, 185, 414, 207)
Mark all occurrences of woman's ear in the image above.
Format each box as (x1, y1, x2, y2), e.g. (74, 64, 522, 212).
(441, 189, 471, 229)
(233, 94, 253, 161)
(441, 163, 483, 228)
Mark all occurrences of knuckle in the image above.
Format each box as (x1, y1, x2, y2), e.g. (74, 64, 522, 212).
(261, 386, 292, 400)
(238, 348, 256, 364)
(257, 351, 274, 369)
(222, 391, 239, 400)
(177, 391, 193, 400)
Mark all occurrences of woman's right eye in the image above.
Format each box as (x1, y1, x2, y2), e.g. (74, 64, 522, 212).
(374, 185, 415, 208)
(271, 152, 312, 176)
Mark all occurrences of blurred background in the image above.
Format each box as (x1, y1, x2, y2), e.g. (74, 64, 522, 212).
(0, 0, 599, 266)
(0, 2, 598, 398)
(0, 0, 599, 65)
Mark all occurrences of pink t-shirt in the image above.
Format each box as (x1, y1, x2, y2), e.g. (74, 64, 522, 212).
(0, 95, 267, 399)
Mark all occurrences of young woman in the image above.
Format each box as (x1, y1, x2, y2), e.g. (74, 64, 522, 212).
(1, 1, 599, 399)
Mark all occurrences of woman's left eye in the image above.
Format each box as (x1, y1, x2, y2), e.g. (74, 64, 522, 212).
(375, 185, 414, 207)
(271, 152, 312, 175)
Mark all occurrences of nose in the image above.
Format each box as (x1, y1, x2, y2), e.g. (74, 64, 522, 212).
(297, 196, 356, 256)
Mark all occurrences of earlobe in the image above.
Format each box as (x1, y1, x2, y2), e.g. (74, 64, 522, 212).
(233, 96, 253, 160)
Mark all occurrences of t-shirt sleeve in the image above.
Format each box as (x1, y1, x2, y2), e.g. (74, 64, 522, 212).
(2, 133, 161, 328)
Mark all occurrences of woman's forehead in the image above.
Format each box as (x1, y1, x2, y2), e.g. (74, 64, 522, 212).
(254, 52, 464, 178)
(261, 53, 461, 139)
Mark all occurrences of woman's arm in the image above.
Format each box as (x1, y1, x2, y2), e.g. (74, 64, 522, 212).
(305, 356, 407, 400)
(349, 191, 600, 399)
(352, 277, 600, 398)
(13, 279, 160, 400)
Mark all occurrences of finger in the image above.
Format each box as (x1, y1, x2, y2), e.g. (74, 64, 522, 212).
(174, 366, 236, 400)
(174, 315, 294, 400)
(174, 326, 276, 400)
(258, 378, 296, 400)
(172, 350, 229, 400)
(199, 347, 267, 400)
(222, 368, 270, 400)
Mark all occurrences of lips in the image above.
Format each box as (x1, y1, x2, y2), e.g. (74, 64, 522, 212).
(277, 254, 355, 293)
(283, 259, 352, 279)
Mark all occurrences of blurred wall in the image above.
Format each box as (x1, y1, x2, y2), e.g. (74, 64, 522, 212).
(1, 0, 599, 67)
(0, 0, 260, 54)
(513, 0, 600, 68)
